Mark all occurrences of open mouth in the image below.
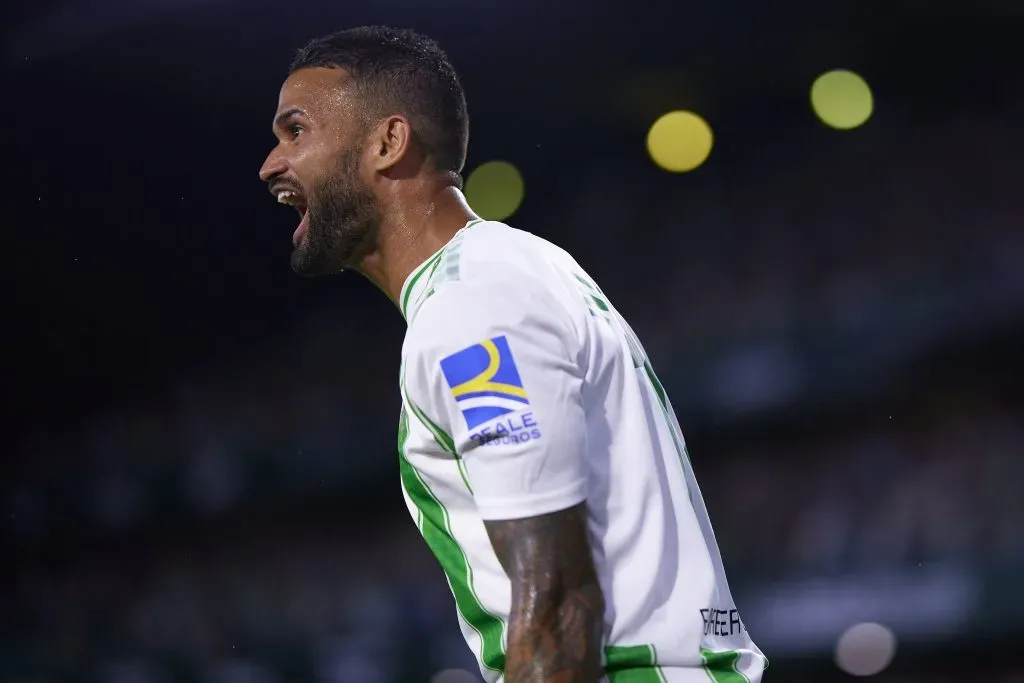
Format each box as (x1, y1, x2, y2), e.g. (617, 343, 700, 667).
(274, 188, 309, 246)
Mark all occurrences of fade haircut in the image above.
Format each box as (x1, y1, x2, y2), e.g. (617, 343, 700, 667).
(291, 26, 469, 187)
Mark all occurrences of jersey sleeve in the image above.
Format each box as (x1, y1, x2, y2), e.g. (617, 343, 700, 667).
(404, 268, 588, 520)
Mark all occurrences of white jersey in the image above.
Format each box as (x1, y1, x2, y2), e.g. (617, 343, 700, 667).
(398, 219, 766, 683)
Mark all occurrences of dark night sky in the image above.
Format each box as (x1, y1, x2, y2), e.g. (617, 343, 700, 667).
(3, 0, 1019, 446)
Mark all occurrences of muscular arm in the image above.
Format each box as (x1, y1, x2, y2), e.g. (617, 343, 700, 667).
(484, 502, 606, 683)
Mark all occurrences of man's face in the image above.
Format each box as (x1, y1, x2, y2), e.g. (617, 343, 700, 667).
(259, 67, 382, 275)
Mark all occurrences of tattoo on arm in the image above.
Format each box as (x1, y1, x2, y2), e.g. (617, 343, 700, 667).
(484, 502, 605, 683)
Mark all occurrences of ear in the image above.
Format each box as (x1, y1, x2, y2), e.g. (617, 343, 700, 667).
(369, 114, 415, 173)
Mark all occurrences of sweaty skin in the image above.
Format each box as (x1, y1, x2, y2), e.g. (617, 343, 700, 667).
(485, 503, 605, 682)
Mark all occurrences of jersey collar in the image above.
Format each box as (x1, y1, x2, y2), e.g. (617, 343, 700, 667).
(398, 219, 481, 321)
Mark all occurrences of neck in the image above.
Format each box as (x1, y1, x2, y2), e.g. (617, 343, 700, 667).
(355, 182, 477, 307)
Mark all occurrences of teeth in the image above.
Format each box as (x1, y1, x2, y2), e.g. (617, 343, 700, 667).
(277, 190, 298, 204)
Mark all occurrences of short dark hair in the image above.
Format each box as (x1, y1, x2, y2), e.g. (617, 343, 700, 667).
(291, 26, 469, 184)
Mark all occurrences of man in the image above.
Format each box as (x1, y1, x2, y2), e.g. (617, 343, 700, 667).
(259, 26, 766, 683)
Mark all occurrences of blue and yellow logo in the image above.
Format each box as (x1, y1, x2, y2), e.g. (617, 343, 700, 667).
(440, 335, 530, 430)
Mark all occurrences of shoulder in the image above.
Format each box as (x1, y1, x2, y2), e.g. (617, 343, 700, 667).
(406, 264, 560, 356)
(448, 220, 566, 281)
(404, 274, 570, 380)
(403, 221, 584, 372)
(412, 222, 551, 320)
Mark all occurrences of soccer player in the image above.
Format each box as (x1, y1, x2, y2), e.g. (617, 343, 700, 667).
(259, 26, 766, 683)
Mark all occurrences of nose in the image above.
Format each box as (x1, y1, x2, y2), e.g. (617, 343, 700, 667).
(259, 147, 288, 183)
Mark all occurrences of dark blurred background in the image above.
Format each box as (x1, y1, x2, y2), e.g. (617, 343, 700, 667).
(3, 1, 1023, 682)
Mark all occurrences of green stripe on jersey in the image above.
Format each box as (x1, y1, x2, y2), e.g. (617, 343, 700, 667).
(403, 392, 473, 494)
(701, 648, 748, 683)
(403, 392, 456, 453)
(398, 407, 506, 676)
(607, 670, 664, 683)
(401, 249, 446, 319)
(400, 219, 484, 321)
(642, 360, 668, 410)
(436, 219, 482, 285)
(606, 644, 666, 683)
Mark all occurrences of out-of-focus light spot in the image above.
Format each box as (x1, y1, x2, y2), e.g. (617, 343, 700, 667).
(430, 669, 479, 683)
(465, 160, 524, 221)
(835, 622, 897, 676)
(646, 111, 714, 173)
(811, 70, 873, 130)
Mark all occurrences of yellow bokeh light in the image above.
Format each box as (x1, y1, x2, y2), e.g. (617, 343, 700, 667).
(811, 69, 874, 130)
(646, 111, 714, 173)
(465, 160, 524, 221)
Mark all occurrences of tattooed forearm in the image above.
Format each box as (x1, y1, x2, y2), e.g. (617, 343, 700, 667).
(484, 502, 605, 683)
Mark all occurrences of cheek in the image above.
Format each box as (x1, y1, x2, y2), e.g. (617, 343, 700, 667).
(293, 146, 324, 177)
(292, 137, 337, 174)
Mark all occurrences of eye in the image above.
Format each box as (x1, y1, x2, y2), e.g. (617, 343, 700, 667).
(288, 123, 304, 139)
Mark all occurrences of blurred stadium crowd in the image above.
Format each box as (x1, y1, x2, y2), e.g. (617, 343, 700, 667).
(5, 112, 1022, 682)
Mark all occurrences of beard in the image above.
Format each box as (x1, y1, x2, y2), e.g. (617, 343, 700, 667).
(290, 148, 382, 276)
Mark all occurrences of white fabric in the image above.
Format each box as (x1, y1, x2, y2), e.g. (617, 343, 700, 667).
(399, 220, 766, 682)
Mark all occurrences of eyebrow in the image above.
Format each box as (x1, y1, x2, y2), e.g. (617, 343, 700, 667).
(273, 107, 306, 131)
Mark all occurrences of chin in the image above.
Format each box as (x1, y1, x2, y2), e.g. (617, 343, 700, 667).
(291, 245, 347, 277)
(290, 244, 320, 276)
